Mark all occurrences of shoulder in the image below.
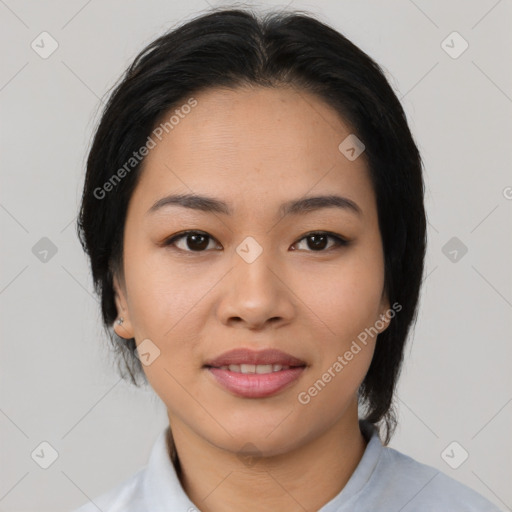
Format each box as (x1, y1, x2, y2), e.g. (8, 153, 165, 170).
(71, 466, 147, 512)
(374, 445, 502, 511)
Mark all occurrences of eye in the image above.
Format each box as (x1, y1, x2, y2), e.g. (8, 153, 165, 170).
(292, 231, 349, 252)
(162, 230, 349, 253)
(163, 230, 220, 252)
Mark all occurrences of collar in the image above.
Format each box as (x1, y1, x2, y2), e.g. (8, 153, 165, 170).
(318, 419, 384, 510)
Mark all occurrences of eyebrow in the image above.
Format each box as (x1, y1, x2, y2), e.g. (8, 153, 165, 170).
(146, 193, 362, 218)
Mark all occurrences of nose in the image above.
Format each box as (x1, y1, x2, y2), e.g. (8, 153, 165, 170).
(217, 241, 295, 331)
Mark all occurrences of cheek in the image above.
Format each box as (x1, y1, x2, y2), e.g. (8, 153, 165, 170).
(291, 253, 385, 344)
(122, 245, 219, 390)
(123, 245, 199, 336)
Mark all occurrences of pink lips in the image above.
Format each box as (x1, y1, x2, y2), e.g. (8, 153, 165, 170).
(204, 348, 306, 367)
(204, 348, 307, 399)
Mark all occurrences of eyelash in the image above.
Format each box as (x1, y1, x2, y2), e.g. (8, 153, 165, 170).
(162, 230, 349, 254)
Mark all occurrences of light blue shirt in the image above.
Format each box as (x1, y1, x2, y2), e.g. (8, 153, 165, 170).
(72, 419, 502, 511)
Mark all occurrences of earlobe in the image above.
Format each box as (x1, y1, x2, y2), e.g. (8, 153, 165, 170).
(377, 293, 392, 333)
(377, 311, 391, 333)
(112, 274, 134, 339)
(113, 274, 127, 314)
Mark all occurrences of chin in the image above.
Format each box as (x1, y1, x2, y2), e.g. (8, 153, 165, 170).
(208, 420, 310, 457)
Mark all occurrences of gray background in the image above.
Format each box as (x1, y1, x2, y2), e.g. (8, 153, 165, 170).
(1, 0, 511, 510)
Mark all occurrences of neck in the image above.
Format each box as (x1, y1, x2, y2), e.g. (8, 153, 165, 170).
(167, 404, 368, 512)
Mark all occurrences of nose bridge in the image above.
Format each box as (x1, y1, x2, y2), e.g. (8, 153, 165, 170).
(219, 233, 292, 327)
(233, 233, 279, 293)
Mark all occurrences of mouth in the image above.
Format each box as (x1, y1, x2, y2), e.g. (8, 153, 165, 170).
(208, 363, 300, 374)
(203, 348, 307, 398)
(203, 347, 307, 368)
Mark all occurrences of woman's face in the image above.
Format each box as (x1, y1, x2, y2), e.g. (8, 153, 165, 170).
(113, 85, 390, 456)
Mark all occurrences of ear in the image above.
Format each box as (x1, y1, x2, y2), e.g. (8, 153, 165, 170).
(112, 273, 135, 339)
(376, 290, 392, 334)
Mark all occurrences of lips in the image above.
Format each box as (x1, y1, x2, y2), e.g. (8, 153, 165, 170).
(203, 348, 307, 368)
(203, 348, 307, 398)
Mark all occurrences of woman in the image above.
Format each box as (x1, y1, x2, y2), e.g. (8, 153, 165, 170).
(73, 6, 501, 511)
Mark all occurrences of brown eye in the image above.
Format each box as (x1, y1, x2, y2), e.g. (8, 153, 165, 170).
(292, 232, 348, 252)
(163, 230, 348, 254)
(164, 231, 218, 252)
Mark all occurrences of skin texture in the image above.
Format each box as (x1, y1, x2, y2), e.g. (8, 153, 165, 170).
(113, 85, 391, 512)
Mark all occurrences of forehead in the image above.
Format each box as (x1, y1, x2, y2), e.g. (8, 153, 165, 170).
(130, 85, 375, 221)
(150, 85, 357, 166)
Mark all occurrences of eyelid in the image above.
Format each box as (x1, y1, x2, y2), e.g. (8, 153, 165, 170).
(162, 230, 220, 249)
(162, 230, 350, 253)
